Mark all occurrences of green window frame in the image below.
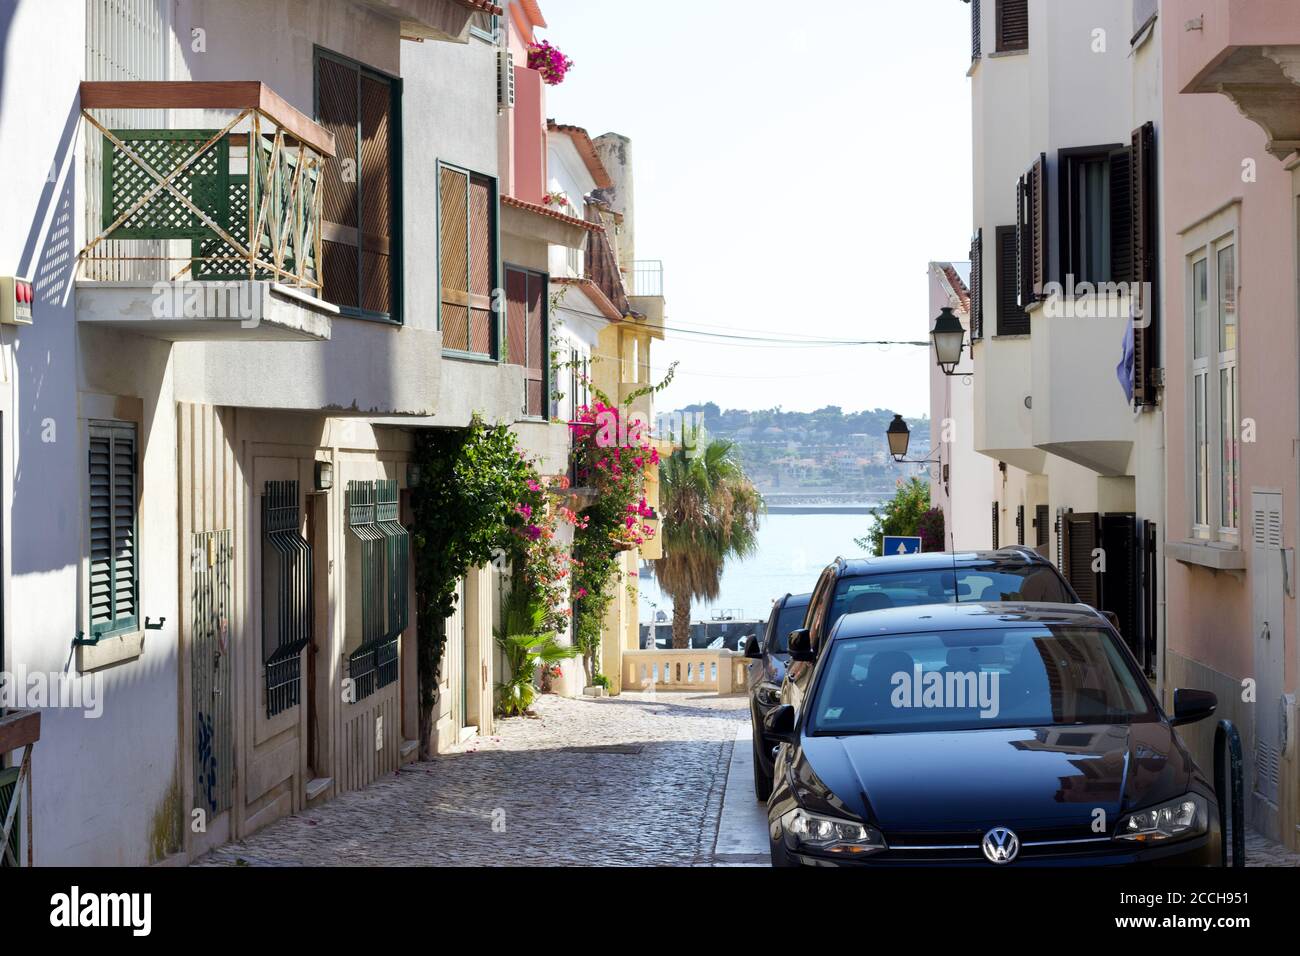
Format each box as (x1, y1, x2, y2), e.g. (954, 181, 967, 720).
(313, 46, 404, 324)
(88, 421, 139, 639)
(345, 480, 409, 701)
(438, 160, 502, 360)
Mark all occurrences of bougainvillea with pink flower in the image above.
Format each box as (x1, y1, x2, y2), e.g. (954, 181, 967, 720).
(527, 40, 573, 86)
(567, 400, 659, 679)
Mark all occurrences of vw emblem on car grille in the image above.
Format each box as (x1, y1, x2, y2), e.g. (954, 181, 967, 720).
(981, 827, 1020, 864)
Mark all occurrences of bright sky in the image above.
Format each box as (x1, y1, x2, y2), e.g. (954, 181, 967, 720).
(543, 0, 973, 418)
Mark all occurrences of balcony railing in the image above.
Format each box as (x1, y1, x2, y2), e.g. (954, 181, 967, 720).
(78, 81, 336, 289)
(629, 260, 664, 298)
(0, 708, 40, 866)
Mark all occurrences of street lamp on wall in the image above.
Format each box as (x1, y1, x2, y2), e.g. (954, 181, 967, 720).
(931, 306, 966, 376)
(886, 414, 943, 465)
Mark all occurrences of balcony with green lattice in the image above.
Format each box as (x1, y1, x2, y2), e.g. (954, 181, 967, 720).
(75, 82, 337, 342)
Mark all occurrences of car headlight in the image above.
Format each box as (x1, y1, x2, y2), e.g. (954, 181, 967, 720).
(1116, 793, 1208, 843)
(756, 683, 781, 707)
(779, 807, 887, 857)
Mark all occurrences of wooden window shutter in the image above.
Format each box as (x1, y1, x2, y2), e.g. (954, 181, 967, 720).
(1141, 520, 1157, 677)
(1132, 121, 1158, 406)
(1108, 146, 1134, 285)
(1029, 153, 1048, 301)
(318, 56, 360, 311)
(1035, 503, 1049, 547)
(996, 0, 1028, 52)
(995, 225, 1029, 335)
(440, 165, 470, 350)
(971, 0, 982, 59)
(440, 166, 497, 357)
(89, 422, 138, 638)
(1099, 513, 1140, 659)
(505, 266, 546, 417)
(991, 502, 1000, 549)
(969, 229, 983, 341)
(1016, 505, 1025, 545)
(1063, 512, 1100, 606)
(317, 54, 397, 320)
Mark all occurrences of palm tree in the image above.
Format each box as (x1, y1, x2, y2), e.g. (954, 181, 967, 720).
(654, 436, 763, 648)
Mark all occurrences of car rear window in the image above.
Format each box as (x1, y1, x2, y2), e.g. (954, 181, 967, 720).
(827, 563, 1073, 634)
(810, 625, 1156, 735)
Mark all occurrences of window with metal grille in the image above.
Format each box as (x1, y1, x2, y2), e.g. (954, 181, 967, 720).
(263, 481, 312, 718)
(345, 480, 409, 701)
(315, 48, 401, 322)
(88, 421, 138, 639)
(376, 479, 408, 690)
(505, 264, 549, 418)
(439, 162, 499, 357)
(996, 0, 1028, 52)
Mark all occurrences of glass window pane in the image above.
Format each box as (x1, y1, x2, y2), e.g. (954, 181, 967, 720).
(1218, 245, 1236, 353)
(1193, 258, 1208, 359)
(1221, 365, 1238, 529)
(1195, 373, 1208, 526)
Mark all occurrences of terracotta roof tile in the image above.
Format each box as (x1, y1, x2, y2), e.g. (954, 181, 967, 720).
(938, 263, 971, 313)
(552, 276, 624, 322)
(502, 194, 603, 231)
(456, 0, 504, 16)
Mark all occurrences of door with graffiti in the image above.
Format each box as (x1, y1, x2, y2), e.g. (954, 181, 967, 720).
(192, 530, 234, 818)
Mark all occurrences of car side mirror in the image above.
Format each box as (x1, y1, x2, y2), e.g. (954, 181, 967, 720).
(743, 635, 762, 659)
(763, 704, 797, 745)
(1171, 688, 1217, 726)
(788, 628, 814, 662)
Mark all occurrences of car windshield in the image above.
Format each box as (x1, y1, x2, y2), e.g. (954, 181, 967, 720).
(827, 564, 1072, 634)
(809, 625, 1157, 735)
(769, 603, 807, 654)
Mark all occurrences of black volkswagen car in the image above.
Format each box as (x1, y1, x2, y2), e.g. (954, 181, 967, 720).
(764, 603, 1221, 866)
(744, 592, 810, 799)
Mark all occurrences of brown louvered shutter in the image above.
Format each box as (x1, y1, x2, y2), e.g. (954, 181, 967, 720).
(995, 225, 1029, 335)
(505, 266, 546, 416)
(359, 74, 393, 316)
(1029, 153, 1048, 300)
(318, 55, 397, 320)
(997, 0, 1028, 52)
(1016, 173, 1030, 308)
(319, 56, 360, 310)
(971, 0, 982, 59)
(440, 166, 470, 350)
(1035, 503, 1050, 547)
(991, 502, 1000, 549)
(440, 168, 497, 357)
(969, 229, 983, 340)
(1109, 146, 1134, 285)
(1132, 121, 1158, 406)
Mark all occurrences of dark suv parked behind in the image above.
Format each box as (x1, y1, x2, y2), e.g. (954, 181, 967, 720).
(744, 592, 810, 800)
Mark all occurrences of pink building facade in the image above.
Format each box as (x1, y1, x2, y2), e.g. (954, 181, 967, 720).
(1163, 0, 1300, 847)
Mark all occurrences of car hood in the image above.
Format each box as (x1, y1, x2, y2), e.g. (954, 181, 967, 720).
(795, 721, 1201, 834)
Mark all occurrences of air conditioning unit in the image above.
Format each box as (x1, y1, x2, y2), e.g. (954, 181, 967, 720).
(0, 276, 33, 325)
(497, 50, 515, 110)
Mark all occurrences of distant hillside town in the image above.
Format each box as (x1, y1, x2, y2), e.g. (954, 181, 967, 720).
(673, 404, 931, 499)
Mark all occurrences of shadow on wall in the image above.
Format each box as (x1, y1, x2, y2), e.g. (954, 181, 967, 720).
(0, 1, 16, 111)
(12, 94, 82, 578)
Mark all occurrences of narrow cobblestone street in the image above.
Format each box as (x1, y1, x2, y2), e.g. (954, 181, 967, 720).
(198, 693, 749, 867)
(192, 686, 1300, 868)
(196, 687, 1300, 868)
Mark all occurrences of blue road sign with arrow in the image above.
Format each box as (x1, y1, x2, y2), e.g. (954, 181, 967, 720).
(882, 536, 923, 556)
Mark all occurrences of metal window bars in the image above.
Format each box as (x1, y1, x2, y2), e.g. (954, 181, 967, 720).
(375, 480, 408, 690)
(263, 481, 312, 718)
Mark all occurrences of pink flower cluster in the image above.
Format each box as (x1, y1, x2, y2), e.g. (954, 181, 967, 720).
(527, 40, 573, 86)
